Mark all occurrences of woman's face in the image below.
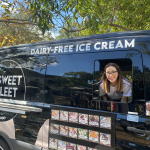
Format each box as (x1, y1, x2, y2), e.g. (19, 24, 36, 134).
(105, 66, 118, 84)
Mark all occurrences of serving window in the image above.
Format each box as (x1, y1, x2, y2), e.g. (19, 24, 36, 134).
(93, 51, 145, 115)
(93, 58, 132, 103)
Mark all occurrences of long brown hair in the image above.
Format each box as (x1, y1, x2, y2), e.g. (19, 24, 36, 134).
(101, 63, 123, 93)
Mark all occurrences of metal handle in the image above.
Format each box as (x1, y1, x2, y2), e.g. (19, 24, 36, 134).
(0, 102, 42, 112)
(127, 126, 150, 135)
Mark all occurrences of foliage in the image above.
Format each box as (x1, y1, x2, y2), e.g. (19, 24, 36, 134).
(30, 0, 58, 35)
(1, 0, 150, 46)
(0, 0, 30, 21)
(0, 22, 43, 47)
(63, 71, 93, 87)
(0, 0, 54, 47)
(30, 0, 150, 37)
(56, 22, 82, 39)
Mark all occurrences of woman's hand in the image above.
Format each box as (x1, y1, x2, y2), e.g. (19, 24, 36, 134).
(121, 96, 127, 103)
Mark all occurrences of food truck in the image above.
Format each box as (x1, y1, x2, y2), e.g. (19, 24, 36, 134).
(0, 30, 150, 150)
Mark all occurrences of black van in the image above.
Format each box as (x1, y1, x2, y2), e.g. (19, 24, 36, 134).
(0, 30, 150, 150)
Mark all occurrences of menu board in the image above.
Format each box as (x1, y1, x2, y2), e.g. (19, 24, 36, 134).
(49, 138, 57, 149)
(60, 125, 68, 136)
(60, 110, 68, 121)
(79, 113, 88, 125)
(100, 133, 111, 147)
(69, 112, 78, 123)
(50, 106, 116, 150)
(78, 128, 88, 140)
(69, 127, 77, 138)
(100, 116, 111, 129)
(89, 115, 99, 127)
(58, 140, 66, 150)
(51, 124, 59, 134)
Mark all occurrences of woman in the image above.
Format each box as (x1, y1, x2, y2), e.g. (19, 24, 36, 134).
(99, 63, 131, 103)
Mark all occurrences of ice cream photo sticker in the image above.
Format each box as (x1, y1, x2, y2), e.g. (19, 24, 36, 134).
(100, 116, 111, 129)
(69, 112, 78, 123)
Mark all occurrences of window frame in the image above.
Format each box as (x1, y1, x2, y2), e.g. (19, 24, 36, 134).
(93, 50, 145, 104)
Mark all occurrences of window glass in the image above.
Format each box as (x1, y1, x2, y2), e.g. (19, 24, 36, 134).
(0, 56, 46, 103)
(94, 58, 132, 103)
(93, 51, 145, 114)
(143, 54, 150, 101)
(45, 51, 144, 114)
(45, 54, 95, 108)
(0, 60, 25, 101)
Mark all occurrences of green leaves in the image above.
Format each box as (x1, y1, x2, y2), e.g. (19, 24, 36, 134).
(0, 0, 53, 47)
(30, 0, 57, 35)
(29, 0, 150, 36)
(1, 5, 6, 9)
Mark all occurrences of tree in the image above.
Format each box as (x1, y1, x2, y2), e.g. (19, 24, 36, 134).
(63, 71, 93, 87)
(0, 0, 54, 47)
(30, 0, 150, 37)
(0, 21, 43, 47)
(0, 0, 31, 25)
(56, 22, 80, 39)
